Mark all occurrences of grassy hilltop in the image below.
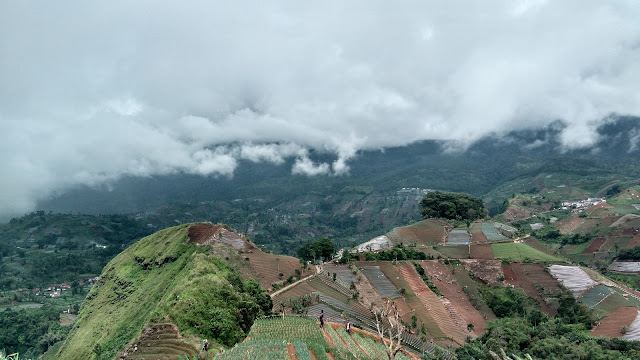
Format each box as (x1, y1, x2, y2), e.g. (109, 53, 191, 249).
(53, 223, 271, 360)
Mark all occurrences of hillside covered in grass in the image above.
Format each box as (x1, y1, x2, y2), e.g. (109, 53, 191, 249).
(53, 223, 272, 360)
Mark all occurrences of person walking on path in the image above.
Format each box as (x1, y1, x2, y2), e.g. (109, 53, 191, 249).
(319, 309, 324, 328)
(202, 339, 209, 352)
(346, 319, 351, 334)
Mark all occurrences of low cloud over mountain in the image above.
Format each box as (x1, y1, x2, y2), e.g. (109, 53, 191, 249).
(1, 1, 640, 218)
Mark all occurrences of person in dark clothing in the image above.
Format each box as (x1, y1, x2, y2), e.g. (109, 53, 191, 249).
(346, 319, 351, 334)
(319, 309, 324, 328)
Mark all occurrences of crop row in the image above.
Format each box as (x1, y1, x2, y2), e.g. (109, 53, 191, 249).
(215, 339, 288, 360)
(249, 317, 325, 343)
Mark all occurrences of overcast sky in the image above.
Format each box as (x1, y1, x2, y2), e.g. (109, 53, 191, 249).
(1, 1, 640, 218)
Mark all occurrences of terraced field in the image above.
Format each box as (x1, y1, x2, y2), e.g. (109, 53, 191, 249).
(419, 261, 487, 335)
(449, 263, 496, 321)
(434, 245, 469, 259)
(219, 317, 422, 360)
(359, 265, 401, 298)
(548, 265, 598, 295)
(272, 281, 316, 311)
(119, 323, 199, 360)
(491, 243, 563, 263)
(245, 249, 308, 290)
(481, 223, 508, 241)
(387, 219, 448, 246)
(469, 222, 488, 243)
(592, 307, 639, 338)
(469, 244, 494, 259)
(446, 230, 470, 245)
(581, 285, 614, 308)
(582, 237, 606, 254)
(395, 264, 467, 345)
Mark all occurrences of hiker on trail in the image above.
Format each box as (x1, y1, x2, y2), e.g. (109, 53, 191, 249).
(319, 309, 324, 328)
(346, 319, 351, 334)
(203, 339, 209, 352)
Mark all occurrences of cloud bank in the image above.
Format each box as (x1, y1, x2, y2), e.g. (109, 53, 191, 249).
(1, 0, 640, 217)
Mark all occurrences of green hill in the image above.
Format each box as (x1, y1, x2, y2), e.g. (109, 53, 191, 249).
(53, 223, 272, 360)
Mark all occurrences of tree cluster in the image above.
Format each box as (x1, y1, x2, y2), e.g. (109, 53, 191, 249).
(297, 238, 335, 262)
(420, 191, 486, 221)
(617, 246, 640, 261)
(455, 286, 632, 360)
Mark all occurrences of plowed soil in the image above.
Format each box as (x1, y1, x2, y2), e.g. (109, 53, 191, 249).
(395, 264, 467, 345)
(627, 233, 640, 249)
(510, 263, 560, 315)
(470, 244, 494, 259)
(501, 264, 516, 285)
(420, 261, 487, 336)
(556, 217, 585, 234)
(469, 223, 488, 243)
(187, 223, 221, 244)
(582, 237, 606, 254)
(592, 307, 639, 338)
(388, 219, 449, 246)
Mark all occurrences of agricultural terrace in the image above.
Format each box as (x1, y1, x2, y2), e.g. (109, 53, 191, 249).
(359, 265, 401, 298)
(548, 265, 598, 295)
(395, 264, 467, 345)
(446, 230, 470, 245)
(434, 245, 469, 259)
(419, 260, 487, 335)
(469, 244, 494, 259)
(449, 262, 496, 321)
(593, 287, 640, 319)
(244, 249, 309, 291)
(220, 317, 419, 360)
(623, 309, 640, 341)
(500, 263, 565, 315)
(386, 219, 448, 246)
(580, 285, 614, 308)
(592, 307, 639, 338)
(581, 237, 606, 254)
(469, 222, 487, 243)
(481, 223, 508, 241)
(491, 243, 563, 263)
(608, 261, 640, 273)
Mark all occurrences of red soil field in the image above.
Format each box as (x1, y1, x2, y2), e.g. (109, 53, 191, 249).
(420, 261, 487, 336)
(592, 307, 639, 338)
(509, 263, 560, 315)
(501, 264, 517, 285)
(582, 237, 606, 254)
(469, 223, 488, 244)
(388, 219, 448, 246)
(470, 244, 494, 259)
(245, 249, 308, 291)
(395, 264, 467, 345)
(628, 233, 640, 249)
(187, 223, 221, 244)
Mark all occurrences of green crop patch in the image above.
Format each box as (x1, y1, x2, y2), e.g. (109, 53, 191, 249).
(491, 243, 564, 263)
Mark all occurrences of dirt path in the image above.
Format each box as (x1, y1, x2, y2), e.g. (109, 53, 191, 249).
(287, 343, 299, 360)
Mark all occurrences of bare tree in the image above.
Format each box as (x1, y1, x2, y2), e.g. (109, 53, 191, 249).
(373, 299, 405, 360)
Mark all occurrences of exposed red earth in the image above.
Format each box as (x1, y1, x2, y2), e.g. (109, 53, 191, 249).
(592, 307, 639, 338)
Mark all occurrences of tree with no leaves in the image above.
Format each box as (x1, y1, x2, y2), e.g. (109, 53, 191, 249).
(373, 299, 405, 360)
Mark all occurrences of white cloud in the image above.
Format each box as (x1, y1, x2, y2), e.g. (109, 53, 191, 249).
(291, 156, 331, 176)
(1, 0, 640, 217)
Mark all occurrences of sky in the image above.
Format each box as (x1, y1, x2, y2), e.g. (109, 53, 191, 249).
(1, 0, 640, 218)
